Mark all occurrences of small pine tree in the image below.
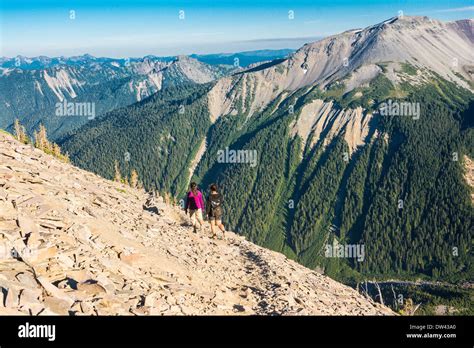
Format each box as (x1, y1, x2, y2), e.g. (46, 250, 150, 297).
(52, 143, 61, 157)
(63, 151, 70, 163)
(33, 130, 39, 148)
(13, 119, 28, 143)
(17, 122, 68, 162)
(130, 169, 138, 188)
(114, 160, 122, 182)
(37, 125, 45, 150)
(21, 126, 29, 144)
(34, 124, 51, 152)
(399, 298, 420, 316)
(14, 119, 21, 141)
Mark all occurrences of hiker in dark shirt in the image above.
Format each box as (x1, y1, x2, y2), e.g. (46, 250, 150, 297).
(206, 183, 226, 239)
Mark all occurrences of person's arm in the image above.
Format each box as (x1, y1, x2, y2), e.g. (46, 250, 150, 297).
(205, 195, 210, 216)
(184, 192, 189, 213)
(200, 192, 205, 210)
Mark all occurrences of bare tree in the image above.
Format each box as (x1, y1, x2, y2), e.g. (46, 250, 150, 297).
(114, 160, 122, 182)
(373, 280, 384, 306)
(390, 285, 398, 310)
(358, 280, 370, 300)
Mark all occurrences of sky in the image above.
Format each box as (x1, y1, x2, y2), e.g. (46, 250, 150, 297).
(0, 0, 473, 57)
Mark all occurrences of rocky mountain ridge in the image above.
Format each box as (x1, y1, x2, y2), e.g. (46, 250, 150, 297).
(208, 16, 474, 122)
(0, 131, 394, 315)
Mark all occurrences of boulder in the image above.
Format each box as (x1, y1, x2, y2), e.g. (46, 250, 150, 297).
(43, 296, 71, 315)
(76, 280, 107, 296)
(119, 252, 142, 265)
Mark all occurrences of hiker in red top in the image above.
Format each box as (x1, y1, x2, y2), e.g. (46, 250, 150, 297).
(184, 182, 205, 233)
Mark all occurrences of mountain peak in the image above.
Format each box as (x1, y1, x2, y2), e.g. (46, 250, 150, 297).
(0, 131, 394, 315)
(174, 55, 201, 65)
(208, 15, 473, 120)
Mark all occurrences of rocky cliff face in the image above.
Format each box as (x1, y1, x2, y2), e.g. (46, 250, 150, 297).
(0, 132, 393, 315)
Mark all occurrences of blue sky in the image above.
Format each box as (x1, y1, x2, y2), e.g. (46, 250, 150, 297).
(0, 0, 472, 57)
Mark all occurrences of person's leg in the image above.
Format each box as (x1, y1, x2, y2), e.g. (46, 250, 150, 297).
(215, 219, 225, 238)
(189, 209, 197, 232)
(216, 220, 225, 232)
(196, 209, 204, 229)
(210, 219, 217, 238)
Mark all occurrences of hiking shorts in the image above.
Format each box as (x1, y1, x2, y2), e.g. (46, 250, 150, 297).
(189, 209, 203, 226)
(208, 209, 222, 221)
(209, 217, 222, 224)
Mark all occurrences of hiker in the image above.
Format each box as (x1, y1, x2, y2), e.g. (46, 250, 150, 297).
(206, 183, 226, 239)
(184, 182, 205, 233)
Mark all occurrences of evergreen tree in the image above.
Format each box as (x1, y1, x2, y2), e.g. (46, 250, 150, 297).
(13, 119, 28, 143)
(130, 169, 139, 188)
(114, 160, 122, 183)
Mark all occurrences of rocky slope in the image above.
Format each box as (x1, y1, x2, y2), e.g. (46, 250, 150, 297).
(0, 132, 393, 315)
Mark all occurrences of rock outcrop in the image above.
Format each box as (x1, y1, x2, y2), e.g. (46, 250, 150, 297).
(0, 132, 393, 315)
(464, 155, 474, 204)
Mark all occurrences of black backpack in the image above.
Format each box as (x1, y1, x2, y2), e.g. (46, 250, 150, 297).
(209, 193, 222, 215)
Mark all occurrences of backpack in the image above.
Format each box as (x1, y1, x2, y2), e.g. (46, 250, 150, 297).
(209, 193, 222, 216)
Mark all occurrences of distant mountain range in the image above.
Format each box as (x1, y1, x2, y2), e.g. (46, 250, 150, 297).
(0, 49, 293, 139)
(0, 49, 295, 70)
